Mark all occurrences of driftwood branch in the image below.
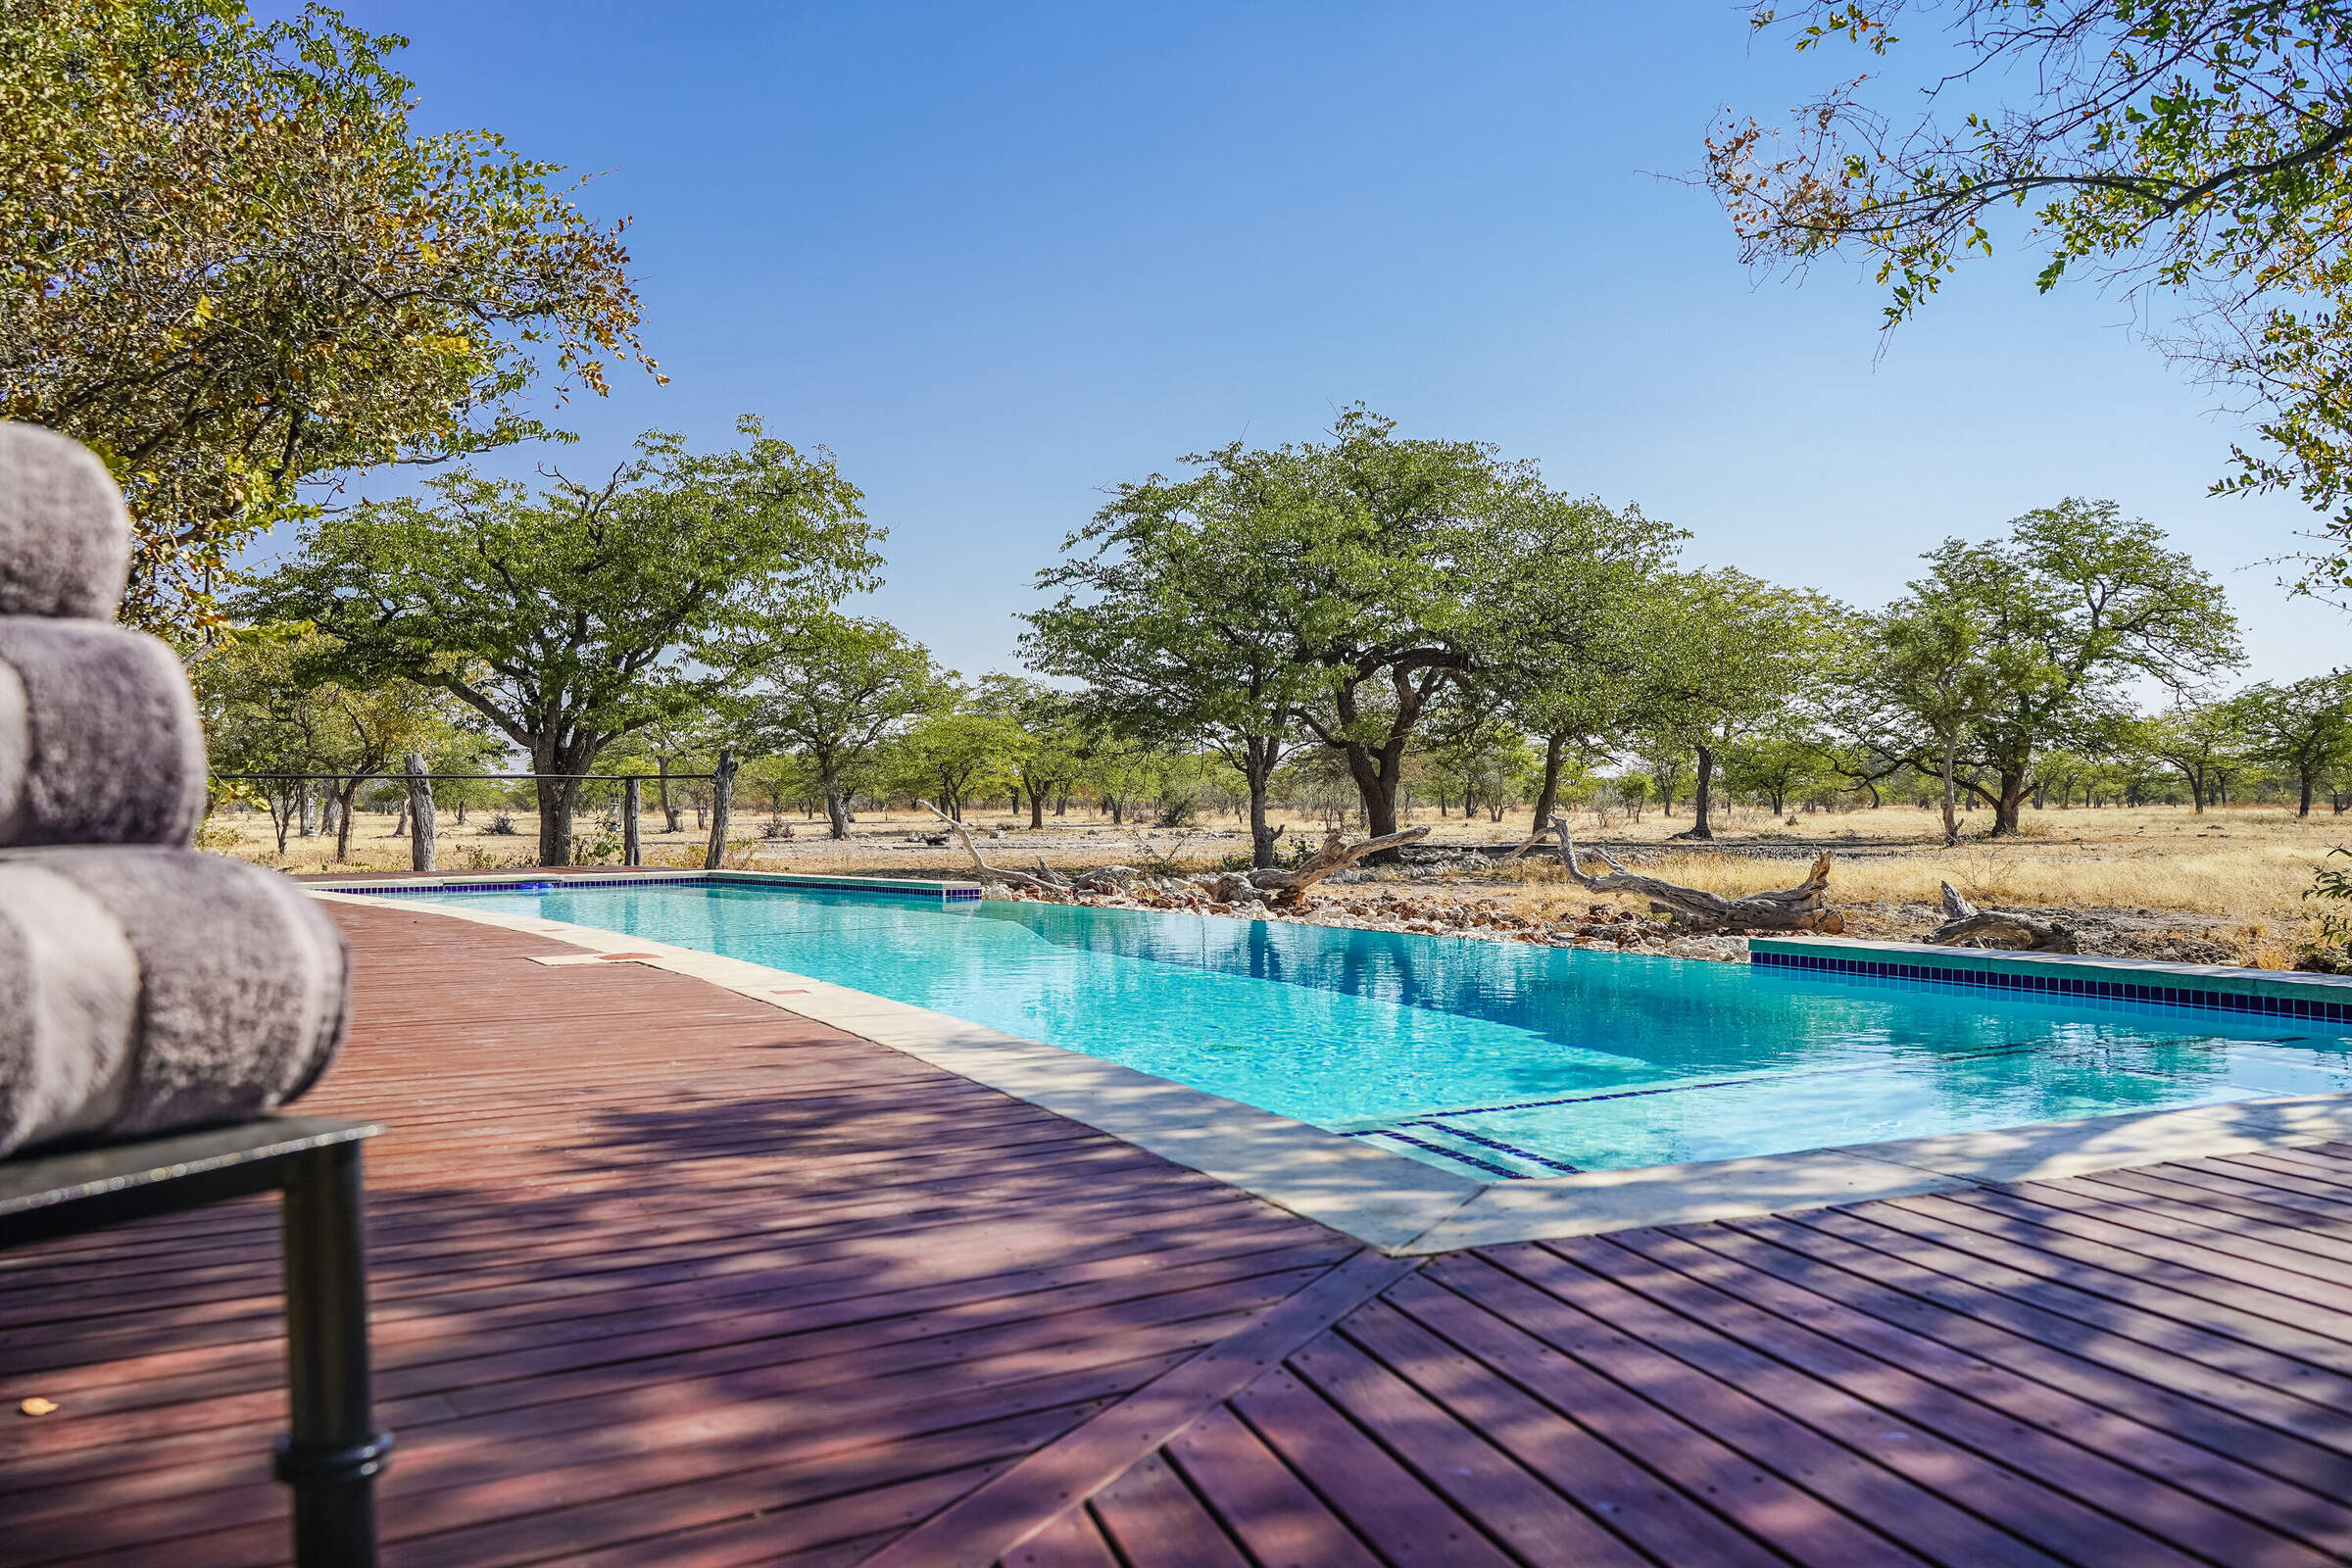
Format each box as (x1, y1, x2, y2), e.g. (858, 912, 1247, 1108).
(919, 801, 1062, 892)
(1496, 823, 1556, 863)
(1246, 826, 1431, 904)
(1548, 815, 1843, 935)
(1926, 882, 2079, 954)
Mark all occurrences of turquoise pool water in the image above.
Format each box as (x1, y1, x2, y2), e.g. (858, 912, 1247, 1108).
(408, 881, 2352, 1179)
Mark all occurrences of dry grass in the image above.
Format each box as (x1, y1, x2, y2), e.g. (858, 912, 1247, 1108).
(204, 798, 2350, 940)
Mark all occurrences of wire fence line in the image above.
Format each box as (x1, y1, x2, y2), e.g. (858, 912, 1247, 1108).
(209, 760, 748, 871)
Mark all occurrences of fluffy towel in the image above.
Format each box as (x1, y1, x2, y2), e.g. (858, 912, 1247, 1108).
(0, 619, 207, 848)
(0, 848, 349, 1156)
(0, 423, 131, 620)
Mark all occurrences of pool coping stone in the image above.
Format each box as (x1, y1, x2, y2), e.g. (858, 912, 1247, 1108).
(323, 889, 2352, 1256)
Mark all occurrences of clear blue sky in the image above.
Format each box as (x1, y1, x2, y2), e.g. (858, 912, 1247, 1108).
(263, 0, 2340, 684)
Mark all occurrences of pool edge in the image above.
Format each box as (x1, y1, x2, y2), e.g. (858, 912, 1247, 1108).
(318, 890, 2352, 1257)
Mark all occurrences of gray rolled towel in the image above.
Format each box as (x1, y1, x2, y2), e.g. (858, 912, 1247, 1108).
(0, 423, 131, 620)
(0, 618, 207, 847)
(0, 847, 348, 1156)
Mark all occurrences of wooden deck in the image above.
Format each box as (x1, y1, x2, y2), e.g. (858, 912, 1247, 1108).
(11, 904, 2352, 1565)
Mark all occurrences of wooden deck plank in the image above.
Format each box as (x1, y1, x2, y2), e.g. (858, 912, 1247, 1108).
(1332, 1294, 1788, 1568)
(1085, 1452, 1252, 1568)
(998, 1508, 1121, 1568)
(1283, 1326, 1650, 1568)
(1728, 1212, 2352, 1485)
(0, 904, 1351, 1568)
(1484, 1237, 2096, 1568)
(1574, 1230, 2338, 1566)
(1381, 1265, 1923, 1567)
(1163, 1404, 1385, 1568)
(1871, 1193, 2352, 1357)
(24, 897, 2352, 1566)
(1229, 1367, 1523, 1568)
(1797, 1204, 2352, 1385)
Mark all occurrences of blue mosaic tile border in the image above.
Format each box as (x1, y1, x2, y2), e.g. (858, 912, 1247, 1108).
(322, 873, 706, 896)
(1755, 948, 2352, 1025)
(319, 871, 981, 901)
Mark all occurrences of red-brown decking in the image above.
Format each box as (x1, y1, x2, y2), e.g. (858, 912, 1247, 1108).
(10, 905, 2352, 1565)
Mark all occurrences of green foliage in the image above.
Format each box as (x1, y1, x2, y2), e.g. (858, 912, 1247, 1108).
(1028, 406, 1678, 856)
(1710, 2, 2352, 588)
(2231, 672, 2352, 813)
(242, 418, 878, 863)
(975, 675, 1091, 828)
(748, 614, 950, 836)
(1, 0, 653, 632)
(2132, 699, 2252, 811)
(884, 704, 1024, 821)
(1853, 499, 2244, 833)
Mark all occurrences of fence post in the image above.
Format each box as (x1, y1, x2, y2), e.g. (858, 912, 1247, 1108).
(703, 751, 737, 870)
(622, 777, 642, 867)
(403, 754, 435, 873)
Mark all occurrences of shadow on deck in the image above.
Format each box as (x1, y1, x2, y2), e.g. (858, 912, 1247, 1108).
(8, 903, 2352, 1566)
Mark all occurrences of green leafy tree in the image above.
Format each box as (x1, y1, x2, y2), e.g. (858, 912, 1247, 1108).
(1038, 410, 1676, 857)
(888, 704, 1021, 822)
(1899, 500, 2242, 834)
(305, 668, 468, 861)
(2, 0, 653, 632)
(748, 616, 949, 839)
(1720, 732, 1840, 818)
(194, 626, 335, 851)
(243, 419, 878, 864)
(1023, 447, 1335, 864)
(1639, 568, 1839, 839)
(975, 676, 1091, 831)
(1706, 2, 2352, 594)
(1841, 591, 2005, 845)
(1286, 412, 1679, 845)
(2134, 699, 2251, 812)
(2232, 673, 2352, 815)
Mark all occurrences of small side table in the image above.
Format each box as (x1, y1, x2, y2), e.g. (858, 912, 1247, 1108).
(0, 1118, 390, 1566)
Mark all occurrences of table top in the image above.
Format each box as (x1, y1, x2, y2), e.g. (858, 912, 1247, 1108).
(0, 1118, 383, 1216)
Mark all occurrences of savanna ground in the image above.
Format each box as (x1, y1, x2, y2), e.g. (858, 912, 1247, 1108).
(208, 793, 2352, 967)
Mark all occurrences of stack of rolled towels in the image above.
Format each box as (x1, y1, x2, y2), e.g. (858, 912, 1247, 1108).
(0, 423, 349, 1158)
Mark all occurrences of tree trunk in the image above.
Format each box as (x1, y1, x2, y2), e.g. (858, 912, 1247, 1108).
(1107, 796, 1124, 826)
(703, 750, 738, 869)
(1939, 732, 1960, 848)
(2302, 773, 2317, 817)
(535, 764, 580, 867)
(1247, 827, 1430, 905)
(405, 751, 436, 872)
(824, 787, 850, 840)
(1549, 816, 1840, 934)
(623, 776, 641, 866)
(1685, 745, 1716, 840)
(1028, 783, 1045, 830)
(1339, 744, 1402, 843)
(333, 781, 359, 861)
(1531, 733, 1569, 829)
(1928, 882, 2078, 953)
(1991, 769, 2030, 837)
(659, 758, 680, 832)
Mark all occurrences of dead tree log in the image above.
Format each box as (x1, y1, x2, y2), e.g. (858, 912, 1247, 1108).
(1547, 815, 1843, 935)
(1495, 823, 1557, 863)
(920, 801, 1064, 892)
(1246, 826, 1431, 905)
(1925, 882, 2079, 954)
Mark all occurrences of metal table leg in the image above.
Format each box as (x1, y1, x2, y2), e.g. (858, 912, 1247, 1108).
(274, 1140, 392, 1567)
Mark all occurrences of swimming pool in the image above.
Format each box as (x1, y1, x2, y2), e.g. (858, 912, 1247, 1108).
(401, 879, 2352, 1180)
